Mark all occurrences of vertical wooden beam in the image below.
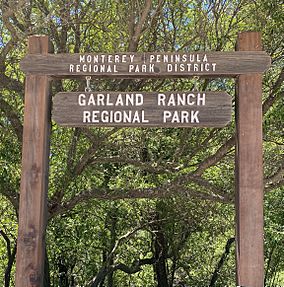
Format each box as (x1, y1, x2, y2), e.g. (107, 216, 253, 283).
(236, 32, 264, 286)
(15, 36, 51, 287)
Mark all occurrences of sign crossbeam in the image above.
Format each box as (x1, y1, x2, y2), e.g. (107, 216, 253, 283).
(20, 51, 270, 78)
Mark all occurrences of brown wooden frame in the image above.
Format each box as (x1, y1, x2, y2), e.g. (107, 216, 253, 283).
(15, 32, 268, 287)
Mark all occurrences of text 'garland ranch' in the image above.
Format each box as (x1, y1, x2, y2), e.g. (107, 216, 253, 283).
(53, 91, 232, 128)
(70, 53, 216, 74)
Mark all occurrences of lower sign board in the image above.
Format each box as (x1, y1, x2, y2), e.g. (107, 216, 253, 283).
(53, 91, 231, 127)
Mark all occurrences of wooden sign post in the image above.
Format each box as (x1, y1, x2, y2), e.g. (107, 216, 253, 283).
(16, 32, 269, 287)
(15, 36, 51, 287)
(235, 32, 264, 287)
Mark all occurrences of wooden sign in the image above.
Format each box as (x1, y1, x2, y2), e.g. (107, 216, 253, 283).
(53, 91, 231, 127)
(16, 33, 270, 287)
(20, 51, 270, 78)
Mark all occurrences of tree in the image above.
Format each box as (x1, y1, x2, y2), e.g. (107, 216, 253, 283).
(0, 0, 284, 286)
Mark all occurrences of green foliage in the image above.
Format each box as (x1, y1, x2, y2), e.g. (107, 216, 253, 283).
(0, 0, 284, 286)
(0, 196, 17, 287)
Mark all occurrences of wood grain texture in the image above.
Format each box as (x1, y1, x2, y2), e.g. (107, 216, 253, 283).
(20, 51, 271, 78)
(52, 91, 232, 127)
(235, 32, 264, 287)
(15, 36, 51, 287)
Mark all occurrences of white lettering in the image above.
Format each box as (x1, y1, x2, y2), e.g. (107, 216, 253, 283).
(150, 55, 155, 63)
(97, 94, 105, 105)
(79, 55, 85, 62)
(125, 94, 134, 106)
(108, 55, 113, 63)
(167, 95, 176, 106)
(106, 94, 113, 106)
(162, 110, 200, 123)
(115, 94, 124, 106)
(88, 94, 96, 105)
(187, 94, 195, 105)
(92, 111, 99, 122)
(83, 111, 91, 123)
(176, 94, 186, 106)
(204, 63, 210, 71)
(181, 111, 189, 123)
(197, 93, 206, 106)
(101, 111, 109, 122)
(141, 111, 149, 123)
(129, 55, 135, 63)
(114, 55, 120, 63)
(158, 93, 166, 106)
(191, 110, 199, 123)
(114, 111, 122, 122)
(101, 55, 106, 63)
(163, 111, 172, 123)
(121, 55, 127, 63)
(132, 111, 140, 123)
(171, 111, 180, 123)
(93, 55, 99, 63)
(78, 94, 86, 106)
(86, 55, 92, 63)
(135, 94, 143, 106)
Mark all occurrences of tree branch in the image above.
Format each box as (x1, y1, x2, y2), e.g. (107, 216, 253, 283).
(128, 0, 153, 51)
(49, 182, 230, 219)
(209, 237, 235, 286)
(0, 97, 23, 143)
(193, 136, 235, 176)
(112, 258, 155, 274)
(263, 68, 284, 115)
(0, 229, 12, 260)
(49, 128, 119, 209)
(265, 161, 284, 187)
(4, 243, 17, 287)
(87, 221, 155, 287)
(0, 188, 19, 212)
(2, 0, 27, 39)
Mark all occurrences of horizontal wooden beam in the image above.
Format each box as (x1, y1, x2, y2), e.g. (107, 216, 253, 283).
(53, 91, 232, 127)
(21, 51, 270, 78)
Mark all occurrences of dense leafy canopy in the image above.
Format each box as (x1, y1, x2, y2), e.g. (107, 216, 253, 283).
(0, 0, 283, 286)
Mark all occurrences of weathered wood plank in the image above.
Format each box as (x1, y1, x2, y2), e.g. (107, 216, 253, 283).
(235, 32, 264, 287)
(15, 36, 51, 287)
(53, 91, 231, 127)
(21, 51, 270, 78)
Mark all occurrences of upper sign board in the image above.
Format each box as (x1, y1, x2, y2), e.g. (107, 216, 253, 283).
(21, 52, 270, 78)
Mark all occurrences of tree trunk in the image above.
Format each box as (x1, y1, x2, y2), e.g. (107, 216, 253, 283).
(209, 237, 235, 286)
(152, 203, 169, 287)
(4, 243, 17, 287)
(107, 207, 117, 287)
(58, 257, 69, 287)
(44, 247, 51, 287)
